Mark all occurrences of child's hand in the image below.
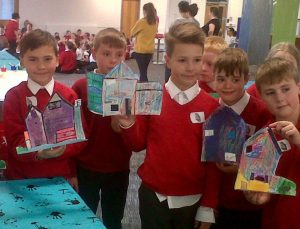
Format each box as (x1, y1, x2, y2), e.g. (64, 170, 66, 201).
(111, 116, 122, 133)
(216, 162, 238, 173)
(37, 145, 66, 159)
(117, 115, 135, 129)
(244, 191, 271, 205)
(269, 121, 300, 148)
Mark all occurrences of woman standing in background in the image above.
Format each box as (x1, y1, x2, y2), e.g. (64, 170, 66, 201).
(131, 2, 157, 82)
(202, 7, 221, 36)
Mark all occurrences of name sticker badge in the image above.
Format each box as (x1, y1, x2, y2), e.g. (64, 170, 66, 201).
(277, 139, 291, 152)
(225, 152, 237, 162)
(190, 112, 205, 123)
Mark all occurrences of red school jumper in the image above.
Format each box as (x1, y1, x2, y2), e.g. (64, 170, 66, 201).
(72, 77, 132, 173)
(3, 81, 84, 179)
(122, 87, 221, 208)
(219, 96, 272, 211)
(262, 119, 300, 229)
(59, 50, 77, 73)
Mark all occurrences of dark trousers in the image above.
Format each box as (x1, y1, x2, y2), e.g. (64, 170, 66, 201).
(77, 166, 129, 229)
(210, 207, 262, 229)
(139, 183, 199, 229)
(134, 52, 153, 82)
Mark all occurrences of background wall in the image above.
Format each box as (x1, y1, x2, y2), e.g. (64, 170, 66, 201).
(19, 0, 243, 36)
(19, 0, 122, 35)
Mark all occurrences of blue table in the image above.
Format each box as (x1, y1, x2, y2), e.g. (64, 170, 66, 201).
(0, 177, 106, 228)
(0, 50, 19, 69)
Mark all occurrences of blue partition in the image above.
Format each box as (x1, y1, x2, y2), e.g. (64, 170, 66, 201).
(239, 0, 273, 65)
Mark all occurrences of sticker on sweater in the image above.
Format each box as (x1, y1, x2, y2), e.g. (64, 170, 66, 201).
(190, 112, 205, 123)
(277, 139, 291, 152)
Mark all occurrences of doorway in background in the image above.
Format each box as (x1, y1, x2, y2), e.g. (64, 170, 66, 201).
(204, 2, 228, 37)
(121, 0, 140, 39)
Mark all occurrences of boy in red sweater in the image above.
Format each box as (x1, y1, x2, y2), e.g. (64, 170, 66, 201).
(72, 28, 131, 229)
(3, 29, 83, 188)
(211, 48, 271, 229)
(118, 22, 220, 229)
(57, 41, 77, 74)
(199, 36, 228, 95)
(245, 58, 300, 229)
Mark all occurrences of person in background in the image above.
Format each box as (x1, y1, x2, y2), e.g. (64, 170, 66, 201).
(165, 1, 199, 83)
(199, 36, 228, 95)
(3, 29, 85, 189)
(247, 42, 300, 99)
(131, 2, 158, 82)
(57, 40, 77, 74)
(4, 12, 20, 56)
(118, 22, 220, 229)
(0, 25, 5, 36)
(189, 3, 200, 27)
(20, 19, 30, 34)
(211, 48, 270, 229)
(244, 57, 300, 229)
(72, 28, 131, 229)
(0, 36, 9, 51)
(226, 27, 237, 47)
(202, 7, 221, 36)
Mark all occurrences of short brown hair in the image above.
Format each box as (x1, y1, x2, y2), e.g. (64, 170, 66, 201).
(266, 42, 300, 67)
(93, 28, 126, 51)
(256, 57, 299, 92)
(214, 48, 249, 77)
(165, 22, 205, 56)
(204, 36, 228, 54)
(19, 29, 58, 57)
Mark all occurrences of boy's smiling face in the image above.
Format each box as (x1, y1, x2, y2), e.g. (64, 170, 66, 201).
(92, 43, 125, 74)
(21, 45, 58, 86)
(260, 78, 300, 122)
(215, 69, 249, 106)
(166, 43, 203, 91)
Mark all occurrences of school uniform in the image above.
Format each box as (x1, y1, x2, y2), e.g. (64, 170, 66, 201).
(121, 79, 221, 228)
(72, 77, 131, 229)
(262, 119, 300, 229)
(199, 81, 216, 94)
(58, 49, 77, 73)
(3, 78, 83, 179)
(212, 92, 272, 229)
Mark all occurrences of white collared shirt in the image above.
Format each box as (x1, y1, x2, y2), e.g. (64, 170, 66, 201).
(27, 78, 54, 96)
(155, 77, 215, 223)
(219, 92, 250, 115)
(165, 78, 201, 105)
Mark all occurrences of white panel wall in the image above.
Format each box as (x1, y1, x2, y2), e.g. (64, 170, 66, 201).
(19, 0, 243, 36)
(227, 0, 243, 28)
(19, 0, 122, 35)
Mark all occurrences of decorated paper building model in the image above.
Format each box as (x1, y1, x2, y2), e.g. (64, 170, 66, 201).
(235, 127, 296, 196)
(135, 82, 162, 115)
(16, 93, 86, 154)
(202, 106, 247, 163)
(87, 62, 162, 116)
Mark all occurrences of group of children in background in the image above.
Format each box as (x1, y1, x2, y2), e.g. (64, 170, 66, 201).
(1, 19, 300, 229)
